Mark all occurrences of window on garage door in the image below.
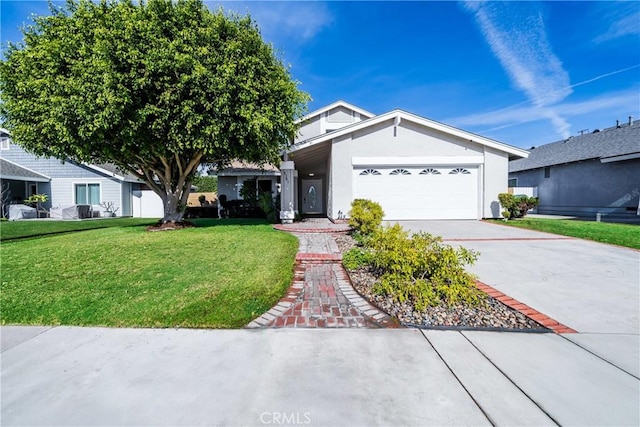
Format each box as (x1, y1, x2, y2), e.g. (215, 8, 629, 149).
(389, 168, 411, 175)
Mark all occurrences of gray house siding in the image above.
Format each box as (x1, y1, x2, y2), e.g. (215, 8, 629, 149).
(1, 142, 131, 216)
(2, 143, 101, 179)
(510, 158, 639, 217)
(49, 177, 123, 214)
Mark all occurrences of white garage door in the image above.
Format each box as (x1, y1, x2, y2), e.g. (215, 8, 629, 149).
(353, 166, 479, 220)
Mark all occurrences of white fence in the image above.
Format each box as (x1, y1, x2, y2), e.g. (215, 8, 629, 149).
(508, 187, 538, 198)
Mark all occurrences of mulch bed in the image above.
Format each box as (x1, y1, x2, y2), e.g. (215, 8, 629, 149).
(335, 234, 544, 330)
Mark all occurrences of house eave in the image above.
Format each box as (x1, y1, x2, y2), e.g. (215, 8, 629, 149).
(84, 163, 125, 181)
(0, 158, 52, 182)
(600, 152, 640, 163)
(290, 109, 529, 159)
(0, 174, 51, 182)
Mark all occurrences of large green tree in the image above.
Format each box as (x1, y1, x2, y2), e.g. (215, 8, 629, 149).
(0, 0, 308, 222)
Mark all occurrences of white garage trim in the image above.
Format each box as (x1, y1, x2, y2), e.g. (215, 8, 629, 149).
(352, 156, 484, 166)
(353, 166, 480, 220)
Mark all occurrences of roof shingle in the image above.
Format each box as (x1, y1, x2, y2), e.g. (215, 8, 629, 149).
(509, 121, 640, 172)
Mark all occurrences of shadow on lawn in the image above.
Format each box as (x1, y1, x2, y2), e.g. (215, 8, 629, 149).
(1, 218, 274, 242)
(191, 218, 272, 228)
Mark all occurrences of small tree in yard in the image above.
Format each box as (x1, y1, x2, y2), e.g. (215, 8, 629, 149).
(0, 0, 308, 224)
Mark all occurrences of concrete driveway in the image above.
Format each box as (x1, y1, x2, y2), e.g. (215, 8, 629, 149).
(394, 220, 640, 335)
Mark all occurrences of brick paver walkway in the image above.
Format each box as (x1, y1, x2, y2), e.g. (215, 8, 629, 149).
(247, 221, 397, 329)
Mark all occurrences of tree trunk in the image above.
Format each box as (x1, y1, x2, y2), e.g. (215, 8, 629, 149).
(162, 191, 186, 223)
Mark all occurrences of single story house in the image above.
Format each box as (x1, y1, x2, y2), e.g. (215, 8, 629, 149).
(213, 161, 280, 201)
(509, 118, 640, 219)
(0, 129, 164, 218)
(279, 101, 529, 222)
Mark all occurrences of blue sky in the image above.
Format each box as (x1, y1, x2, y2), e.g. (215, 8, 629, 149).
(2, 1, 639, 149)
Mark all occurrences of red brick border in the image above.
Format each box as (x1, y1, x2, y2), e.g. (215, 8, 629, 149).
(295, 253, 342, 263)
(475, 280, 577, 334)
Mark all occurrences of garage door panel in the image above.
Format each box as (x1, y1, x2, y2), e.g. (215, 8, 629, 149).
(353, 167, 478, 220)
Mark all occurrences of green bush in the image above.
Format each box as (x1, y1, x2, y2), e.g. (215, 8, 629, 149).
(342, 247, 372, 270)
(367, 224, 482, 310)
(258, 192, 280, 223)
(348, 199, 384, 235)
(498, 193, 538, 219)
(192, 175, 218, 193)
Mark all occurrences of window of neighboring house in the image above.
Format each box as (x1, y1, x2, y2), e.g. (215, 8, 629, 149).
(544, 166, 551, 178)
(258, 179, 272, 194)
(75, 183, 100, 205)
(0, 137, 9, 150)
(508, 178, 517, 187)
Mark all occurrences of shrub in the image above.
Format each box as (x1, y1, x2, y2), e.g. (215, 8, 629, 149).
(498, 193, 538, 219)
(348, 199, 384, 236)
(367, 224, 482, 309)
(342, 247, 372, 270)
(258, 192, 280, 223)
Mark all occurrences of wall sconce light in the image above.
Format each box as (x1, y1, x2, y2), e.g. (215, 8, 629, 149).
(309, 173, 315, 177)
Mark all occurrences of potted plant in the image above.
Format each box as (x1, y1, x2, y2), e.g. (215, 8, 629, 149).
(99, 201, 119, 217)
(24, 193, 48, 217)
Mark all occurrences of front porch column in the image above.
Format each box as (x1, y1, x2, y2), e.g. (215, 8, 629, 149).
(279, 161, 296, 224)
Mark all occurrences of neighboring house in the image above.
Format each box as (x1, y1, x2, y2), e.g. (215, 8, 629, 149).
(213, 161, 280, 201)
(279, 100, 529, 221)
(509, 119, 640, 219)
(0, 128, 164, 218)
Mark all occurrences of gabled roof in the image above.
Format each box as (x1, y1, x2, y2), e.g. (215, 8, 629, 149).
(291, 109, 529, 159)
(510, 121, 640, 172)
(87, 163, 141, 182)
(296, 100, 375, 124)
(0, 158, 51, 182)
(211, 161, 280, 176)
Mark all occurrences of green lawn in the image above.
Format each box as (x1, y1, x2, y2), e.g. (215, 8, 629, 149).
(0, 217, 156, 241)
(493, 218, 640, 250)
(0, 218, 298, 328)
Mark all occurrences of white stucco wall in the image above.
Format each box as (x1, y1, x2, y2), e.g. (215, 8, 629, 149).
(295, 116, 322, 143)
(218, 176, 239, 200)
(329, 134, 354, 219)
(327, 106, 354, 123)
(483, 147, 509, 218)
(328, 119, 501, 220)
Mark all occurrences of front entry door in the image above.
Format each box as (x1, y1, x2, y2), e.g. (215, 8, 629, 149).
(301, 179, 323, 214)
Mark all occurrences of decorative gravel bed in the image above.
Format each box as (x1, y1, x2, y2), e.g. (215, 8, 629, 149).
(335, 234, 544, 330)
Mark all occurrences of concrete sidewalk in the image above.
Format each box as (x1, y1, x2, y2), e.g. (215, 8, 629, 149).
(2, 326, 638, 426)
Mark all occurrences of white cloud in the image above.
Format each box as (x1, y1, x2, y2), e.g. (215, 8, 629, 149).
(211, 1, 333, 43)
(461, 1, 572, 136)
(450, 89, 639, 133)
(594, 2, 640, 43)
